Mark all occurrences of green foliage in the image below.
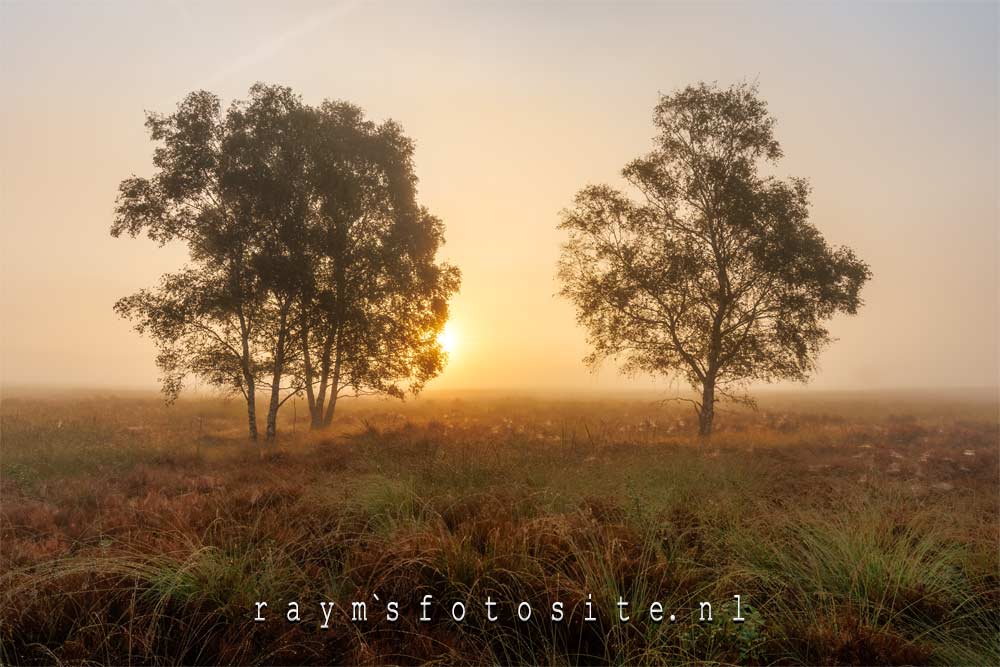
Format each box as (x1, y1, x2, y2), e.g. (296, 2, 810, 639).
(111, 84, 460, 440)
(558, 82, 872, 435)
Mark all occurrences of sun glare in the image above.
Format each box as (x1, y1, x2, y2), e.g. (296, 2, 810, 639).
(437, 322, 458, 356)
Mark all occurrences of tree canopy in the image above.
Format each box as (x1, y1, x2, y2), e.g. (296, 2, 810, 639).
(558, 82, 871, 435)
(113, 84, 460, 442)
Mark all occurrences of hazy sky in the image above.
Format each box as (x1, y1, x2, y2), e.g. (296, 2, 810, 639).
(1, 1, 997, 393)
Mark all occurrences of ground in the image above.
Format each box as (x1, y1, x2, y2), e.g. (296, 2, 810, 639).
(1, 390, 997, 665)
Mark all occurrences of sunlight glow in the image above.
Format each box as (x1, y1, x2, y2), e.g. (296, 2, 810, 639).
(437, 322, 458, 356)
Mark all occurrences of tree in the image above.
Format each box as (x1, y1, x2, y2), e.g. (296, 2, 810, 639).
(557, 82, 872, 436)
(113, 84, 459, 442)
(112, 88, 273, 442)
(219, 85, 316, 442)
(293, 101, 460, 428)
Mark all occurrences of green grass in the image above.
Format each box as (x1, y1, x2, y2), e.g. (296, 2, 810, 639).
(1, 393, 997, 664)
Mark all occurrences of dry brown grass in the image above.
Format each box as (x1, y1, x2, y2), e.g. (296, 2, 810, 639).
(1, 390, 997, 665)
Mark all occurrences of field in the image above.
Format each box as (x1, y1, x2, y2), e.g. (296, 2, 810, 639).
(1, 389, 997, 665)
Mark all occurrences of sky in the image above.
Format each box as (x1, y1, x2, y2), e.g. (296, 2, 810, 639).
(1, 0, 997, 394)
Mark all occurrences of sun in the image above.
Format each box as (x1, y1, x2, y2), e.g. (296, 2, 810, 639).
(437, 322, 458, 356)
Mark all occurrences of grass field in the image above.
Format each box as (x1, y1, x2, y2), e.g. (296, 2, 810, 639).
(1, 390, 997, 665)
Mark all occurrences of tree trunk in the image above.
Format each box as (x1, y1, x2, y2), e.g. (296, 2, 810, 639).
(245, 385, 258, 442)
(322, 344, 342, 427)
(323, 390, 339, 427)
(310, 390, 326, 428)
(300, 314, 318, 428)
(698, 378, 715, 437)
(238, 310, 258, 443)
(265, 305, 291, 443)
(309, 331, 335, 429)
